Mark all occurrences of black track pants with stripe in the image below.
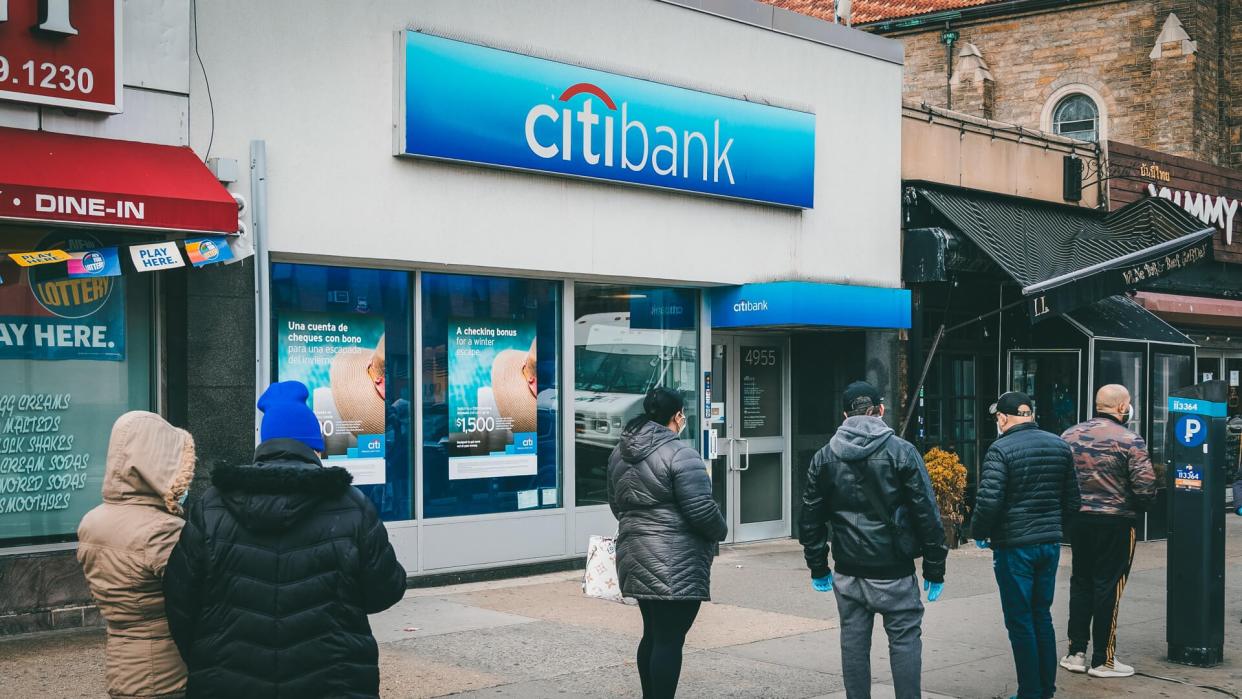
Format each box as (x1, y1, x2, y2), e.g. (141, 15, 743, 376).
(1067, 516, 1137, 668)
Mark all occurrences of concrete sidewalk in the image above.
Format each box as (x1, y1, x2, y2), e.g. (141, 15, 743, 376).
(4, 519, 1242, 698)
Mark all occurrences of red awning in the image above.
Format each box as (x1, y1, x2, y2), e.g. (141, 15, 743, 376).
(1134, 292, 1242, 329)
(0, 127, 237, 235)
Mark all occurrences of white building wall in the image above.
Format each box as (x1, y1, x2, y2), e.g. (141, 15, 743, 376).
(191, 0, 903, 288)
(0, 0, 190, 145)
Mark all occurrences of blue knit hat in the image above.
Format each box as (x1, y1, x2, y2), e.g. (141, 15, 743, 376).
(257, 381, 325, 451)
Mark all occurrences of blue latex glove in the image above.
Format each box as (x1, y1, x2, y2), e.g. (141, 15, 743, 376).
(975, 539, 989, 549)
(924, 579, 944, 602)
(812, 573, 833, 592)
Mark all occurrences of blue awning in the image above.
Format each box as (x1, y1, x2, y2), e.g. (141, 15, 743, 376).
(711, 281, 910, 330)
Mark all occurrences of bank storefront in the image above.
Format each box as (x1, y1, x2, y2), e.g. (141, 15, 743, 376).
(204, 0, 906, 576)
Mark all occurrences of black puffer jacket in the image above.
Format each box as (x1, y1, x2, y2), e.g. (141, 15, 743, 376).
(164, 439, 406, 699)
(971, 422, 1079, 548)
(607, 420, 728, 600)
(799, 416, 947, 582)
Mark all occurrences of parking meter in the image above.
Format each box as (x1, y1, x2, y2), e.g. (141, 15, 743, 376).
(1166, 380, 1227, 666)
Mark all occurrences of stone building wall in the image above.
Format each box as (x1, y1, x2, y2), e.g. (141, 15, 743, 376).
(883, 0, 1241, 168)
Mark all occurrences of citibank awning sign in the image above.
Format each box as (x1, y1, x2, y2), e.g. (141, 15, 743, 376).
(712, 282, 911, 329)
(398, 32, 816, 209)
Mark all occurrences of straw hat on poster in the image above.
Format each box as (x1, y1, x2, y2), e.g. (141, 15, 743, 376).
(329, 334, 386, 436)
(491, 339, 537, 434)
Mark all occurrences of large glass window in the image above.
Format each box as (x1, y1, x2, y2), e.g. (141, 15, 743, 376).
(1010, 351, 1080, 435)
(1151, 350, 1193, 471)
(271, 263, 413, 521)
(421, 273, 560, 518)
(1053, 93, 1100, 142)
(1096, 347, 1144, 435)
(574, 284, 699, 506)
(0, 227, 151, 546)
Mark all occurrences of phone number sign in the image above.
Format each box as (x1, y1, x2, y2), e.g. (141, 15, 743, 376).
(0, 0, 121, 113)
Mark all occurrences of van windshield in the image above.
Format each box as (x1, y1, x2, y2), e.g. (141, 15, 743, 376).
(575, 349, 696, 394)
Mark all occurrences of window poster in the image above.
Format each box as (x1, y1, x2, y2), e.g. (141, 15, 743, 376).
(1, 230, 144, 543)
(0, 233, 125, 362)
(277, 311, 387, 485)
(447, 318, 538, 480)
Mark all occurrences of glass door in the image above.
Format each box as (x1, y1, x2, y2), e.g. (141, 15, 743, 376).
(710, 335, 790, 542)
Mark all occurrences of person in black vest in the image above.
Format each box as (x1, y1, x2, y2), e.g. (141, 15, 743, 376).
(164, 381, 406, 699)
(972, 391, 1079, 699)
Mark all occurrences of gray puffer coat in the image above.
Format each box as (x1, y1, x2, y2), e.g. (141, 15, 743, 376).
(607, 420, 728, 601)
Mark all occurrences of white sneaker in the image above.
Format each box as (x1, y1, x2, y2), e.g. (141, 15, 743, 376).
(1059, 652, 1087, 673)
(1088, 659, 1135, 678)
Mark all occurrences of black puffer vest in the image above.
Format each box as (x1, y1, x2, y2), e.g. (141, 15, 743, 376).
(164, 439, 407, 699)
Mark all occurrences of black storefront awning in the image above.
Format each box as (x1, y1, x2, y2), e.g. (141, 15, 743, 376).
(905, 184, 1215, 321)
(1065, 294, 1193, 344)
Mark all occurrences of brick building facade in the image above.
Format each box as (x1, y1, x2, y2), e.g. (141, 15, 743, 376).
(771, 0, 1242, 169)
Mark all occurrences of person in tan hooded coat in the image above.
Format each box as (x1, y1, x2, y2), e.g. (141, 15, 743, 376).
(77, 411, 197, 699)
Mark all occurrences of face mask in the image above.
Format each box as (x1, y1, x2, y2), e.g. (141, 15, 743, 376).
(177, 491, 189, 507)
(676, 413, 687, 436)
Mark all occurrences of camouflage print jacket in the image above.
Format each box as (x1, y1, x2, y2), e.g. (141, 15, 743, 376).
(1061, 416, 1157, 519)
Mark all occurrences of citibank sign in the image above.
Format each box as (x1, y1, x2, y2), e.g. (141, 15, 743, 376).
(398, 32, 815, 208)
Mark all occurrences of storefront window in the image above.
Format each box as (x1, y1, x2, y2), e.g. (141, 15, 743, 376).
(270, 263, 412, 521)
(1151, 350, 1193, 471)
(1010, 351, 1080, 435)
(1096, 347, 1144, 435)
(574, 284, 699, 506)
(0, 228, 151, 546)
(421, 273, 560, 518)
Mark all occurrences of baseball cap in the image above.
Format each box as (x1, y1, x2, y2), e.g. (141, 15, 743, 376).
(843, 381, 883, 413)
(989, 391, 1034, 417)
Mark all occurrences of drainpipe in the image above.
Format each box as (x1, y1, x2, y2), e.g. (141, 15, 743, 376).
(940, 24, 959, 110)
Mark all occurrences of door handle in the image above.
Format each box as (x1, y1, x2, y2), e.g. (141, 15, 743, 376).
(735, 438, 749, 471)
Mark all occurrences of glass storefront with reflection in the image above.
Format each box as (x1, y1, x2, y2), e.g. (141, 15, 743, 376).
(0, 228, 152, 547)
(271, 263, 413, 522)
(422, 273, 561, 518)
(573, 284, 700, 506)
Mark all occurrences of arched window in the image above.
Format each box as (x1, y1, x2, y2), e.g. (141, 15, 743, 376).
(1052, 94, 1099, 142)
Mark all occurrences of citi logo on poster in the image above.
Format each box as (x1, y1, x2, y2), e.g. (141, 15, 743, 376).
(524, 83, 735, 185)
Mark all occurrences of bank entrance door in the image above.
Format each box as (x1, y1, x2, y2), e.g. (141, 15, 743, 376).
(710, 335, 791, 543)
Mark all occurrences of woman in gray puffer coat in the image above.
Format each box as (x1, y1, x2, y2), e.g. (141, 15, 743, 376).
(607, 387, 728, 699)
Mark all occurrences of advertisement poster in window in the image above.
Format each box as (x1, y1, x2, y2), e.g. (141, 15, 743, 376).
(0, 234, 125, 362)
(277, 311, 387, 485)
(448, 318, 538, 480)
(0, 231, 135, 543)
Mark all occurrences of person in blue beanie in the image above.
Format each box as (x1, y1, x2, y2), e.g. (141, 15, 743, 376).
(164, 381, 406, 699)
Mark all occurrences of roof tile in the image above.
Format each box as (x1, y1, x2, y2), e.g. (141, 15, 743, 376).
(765, 0, 1002, 25)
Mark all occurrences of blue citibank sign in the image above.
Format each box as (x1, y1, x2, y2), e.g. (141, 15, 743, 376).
(712, 282, 911, 329)
(399, 32, 816, 208)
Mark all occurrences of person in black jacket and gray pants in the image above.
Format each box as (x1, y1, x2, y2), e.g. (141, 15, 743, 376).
(164, 381, 407, 699)
(971, 391, 1079, 699)
(800, 381, 948, 699)
(608, 387, 728, 699)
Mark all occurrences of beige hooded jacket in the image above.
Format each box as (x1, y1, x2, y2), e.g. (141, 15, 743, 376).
(77, 411, 196, 699)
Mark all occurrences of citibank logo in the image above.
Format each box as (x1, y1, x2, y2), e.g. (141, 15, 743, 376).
(732, 300, 769, 312)
(524, 82, 735, 185)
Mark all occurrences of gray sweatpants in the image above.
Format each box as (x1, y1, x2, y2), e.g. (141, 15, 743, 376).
(833, 573, 924, 699)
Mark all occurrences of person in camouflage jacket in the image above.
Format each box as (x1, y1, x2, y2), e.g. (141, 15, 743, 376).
(1057, 384, 1155, 679)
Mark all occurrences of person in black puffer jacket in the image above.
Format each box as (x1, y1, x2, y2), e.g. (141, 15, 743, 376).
(608, 387, 727, 699)
(971, 391, 1078, 699)
(164, 381, 406, 699)
(800, 381, 946, 699)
